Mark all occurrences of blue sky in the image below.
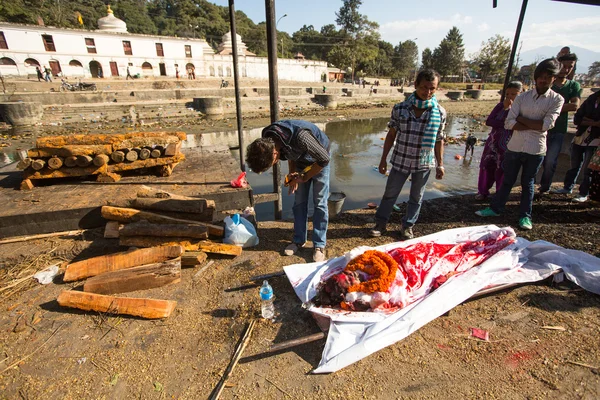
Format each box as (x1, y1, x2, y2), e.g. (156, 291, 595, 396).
(212, 0, 600, 56)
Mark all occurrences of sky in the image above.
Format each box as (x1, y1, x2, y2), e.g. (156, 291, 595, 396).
(212, 0, 600, 58)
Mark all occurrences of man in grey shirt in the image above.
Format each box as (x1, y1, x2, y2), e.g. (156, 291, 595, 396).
(476, 58, 564, 230)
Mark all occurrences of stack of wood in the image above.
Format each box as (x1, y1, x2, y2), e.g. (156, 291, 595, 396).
(102, 186, 243, 257)
(17, 131, 187, 190)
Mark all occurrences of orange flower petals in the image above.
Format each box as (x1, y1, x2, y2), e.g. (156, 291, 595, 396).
(344, 250, 399, 293)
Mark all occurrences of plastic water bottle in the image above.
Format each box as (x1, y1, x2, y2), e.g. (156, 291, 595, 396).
(260, 280, 274, 319)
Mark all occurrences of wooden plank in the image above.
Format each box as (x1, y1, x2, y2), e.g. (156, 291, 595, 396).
(104, 221, 120, 239)
(23, 164, 107, 180)
(20, 179, 34, 190)
(97, 172, 122, 183)
(107, 153, 185, 173)
(131, 197, 212, 214)
(181, 251, 208, 267)
(120, 221, 208, 239)
(197, 241, 242, 257)
(119, 236, 202, 250)
(28, 145, 114, 158)
(253, 192, 279, 204)
(57, 291, 177, 319)
(83, 258, 181, 295)
(63, 245, 184, 282)
(101, 206, 223, 237)
(164, 141, 181, 156)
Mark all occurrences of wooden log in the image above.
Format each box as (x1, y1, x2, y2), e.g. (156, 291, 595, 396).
(57, 291, 177, 319)
(101, 206, 223, 237)
(164, 141, 181, 156)
(63, 245, 184, 282)
(119, 236, 202, 250)
(136, 185, 216, 209)
(125, 149, 139, 162)
(104, 221, 120, 238)
(20, 179, 34, 190)
(83, 258, 181, 295)
(181, 251, 208, 267)
(16, 158, 32, 170)
(156, 164, 174, 177)
(64, 156, 78, 167)
(150, 148, 162, 158)
(107, 153, 185, 173)
(76, 155, 93, 167)
(47, 156, 64, 170)
(120, 221, 208, 239)
(117, 136, 182, 150)
(197, 241, 242, 257)
(111, 151, 125, 163)
(31, 159, 46, 170)
(23, 165, 106, 180)
(93, 154, 110, 167)
(131, 197, 212, 214)
(28, 145, 114, 158)
(139, 147, 151, 160)
(97, 172, 121, 183)
(36, 131, 187, 148)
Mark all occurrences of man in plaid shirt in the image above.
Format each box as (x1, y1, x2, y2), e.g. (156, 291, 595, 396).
(370, 69, 446, 240)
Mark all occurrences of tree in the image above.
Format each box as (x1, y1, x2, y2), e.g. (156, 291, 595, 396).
(292, 25, 326, 61)
(112, 0, 157, 35)
(393, 40, 418, 80)
(421, 48, 434, 70)
(432, 26, 465, 80)
(472, 35, 511, 83)
(332, 0, 380, 82)
(588, 61, 600, 80)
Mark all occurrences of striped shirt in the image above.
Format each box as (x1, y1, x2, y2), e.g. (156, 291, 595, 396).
(276, 130, 330, 169)
(388, 101, 447, 173)
(504, 88, 564, 155)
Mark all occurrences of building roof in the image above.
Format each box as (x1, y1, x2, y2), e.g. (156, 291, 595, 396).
(97, 5, 127, 33)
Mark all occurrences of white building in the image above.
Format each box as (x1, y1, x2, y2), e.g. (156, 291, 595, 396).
(0, 6, 327, 82)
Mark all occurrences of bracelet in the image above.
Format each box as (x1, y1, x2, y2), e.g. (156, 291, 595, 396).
(436, 165, 444, 170)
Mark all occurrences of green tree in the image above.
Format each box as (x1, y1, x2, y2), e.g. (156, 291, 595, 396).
(421, 48, 434, 70)
(292, 25, 325, 61)
(393, 40, 418, 81)
(433, 26, 465, 80)
(588, 61, 600, 79)
(332, 0, 379, 82)
(112, 0, 157, 35)
(473, 34, 511, 82)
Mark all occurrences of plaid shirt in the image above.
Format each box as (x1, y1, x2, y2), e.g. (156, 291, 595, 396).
(388, 101, 447, 173)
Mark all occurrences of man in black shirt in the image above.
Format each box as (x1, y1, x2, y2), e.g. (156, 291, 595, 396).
(246, 120, 331, 262)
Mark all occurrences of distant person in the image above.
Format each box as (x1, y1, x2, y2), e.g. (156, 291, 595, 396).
(476, 59, 564, 230)
(475, 81, 523, 200)
(245, 120, 330, 262)
(43, 65, 52, 82)
(370, 69, 446, 240)
(190, 66, 196, 80)
(97, 68, 103, 78)
(126, 66, 133, 80)
(35, 66, 43, 82)
(557, 90, 600, 202)
(175, 66, 180, 79)
(539, 53, 582, 194)
(557, 46, 575, 79)
(187, 66, 193, 80)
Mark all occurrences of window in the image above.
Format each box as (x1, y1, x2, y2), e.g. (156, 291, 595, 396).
(85, 38, 96, 54)
(156, 43, 164, 57)
(0, 32, 7, 50)
(123, 40, 132, 55)
(185, 45, 192, 58)
(42, 35, 56, 52)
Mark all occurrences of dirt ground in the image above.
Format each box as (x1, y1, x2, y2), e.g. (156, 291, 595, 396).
(1, 100, 600, 399)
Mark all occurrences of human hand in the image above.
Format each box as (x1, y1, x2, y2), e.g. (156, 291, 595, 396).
(378, 159, 388, 175)
(435, 166, 445, 180)
(503, 97, 513, 110)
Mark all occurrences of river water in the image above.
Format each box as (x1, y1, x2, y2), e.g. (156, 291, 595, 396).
(0, 116, 490, 221)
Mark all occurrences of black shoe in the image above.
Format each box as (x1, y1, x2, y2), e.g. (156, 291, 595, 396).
(369, 222, 386, 237)
(399, 226, 414, 240)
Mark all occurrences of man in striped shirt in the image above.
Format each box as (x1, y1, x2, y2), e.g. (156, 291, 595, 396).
(476, 58, 564, 230)
(370, 69, 447, 240)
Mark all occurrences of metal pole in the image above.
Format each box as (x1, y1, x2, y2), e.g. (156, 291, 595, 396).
(228, 0, 245, 172)
(265, 0, 283, 220)
(501, 0, 528, 102)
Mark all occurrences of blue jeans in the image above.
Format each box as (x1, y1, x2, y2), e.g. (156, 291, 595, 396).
(564, 143, 597, 196)
(292, 164, 329, 248)
(491, 150, 544, 219)
(539, 131, 565, 192)
(375, 167, 431, 228)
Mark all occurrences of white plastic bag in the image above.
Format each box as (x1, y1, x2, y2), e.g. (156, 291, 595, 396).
(223, 214, 259, 248)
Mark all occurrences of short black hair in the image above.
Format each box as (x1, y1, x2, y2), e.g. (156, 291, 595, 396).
(246, 137, 275, 173)
(558, 53, 578, 63)
(534, 58, 561, 80)
(415, 69, 441, 86)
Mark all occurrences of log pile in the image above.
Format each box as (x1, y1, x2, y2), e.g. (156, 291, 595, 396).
(17, 132, 186, 190)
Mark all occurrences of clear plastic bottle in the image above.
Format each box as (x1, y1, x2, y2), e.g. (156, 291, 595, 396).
(259, 280, 274, 319)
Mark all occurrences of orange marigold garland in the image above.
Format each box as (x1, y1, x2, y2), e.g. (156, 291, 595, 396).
(344, 250, 398, 294)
